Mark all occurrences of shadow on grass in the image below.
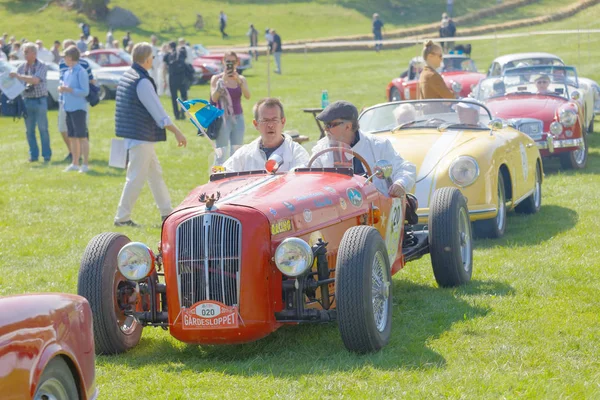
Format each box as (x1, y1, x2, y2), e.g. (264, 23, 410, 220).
(99, 279, 511, 376)
(475, 204, 578, 249)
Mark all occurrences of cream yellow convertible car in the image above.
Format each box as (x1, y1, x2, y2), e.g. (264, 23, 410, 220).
(358, 99, 543, 238)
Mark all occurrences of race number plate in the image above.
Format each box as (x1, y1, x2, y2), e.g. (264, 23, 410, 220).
(182, 300, 239, 330)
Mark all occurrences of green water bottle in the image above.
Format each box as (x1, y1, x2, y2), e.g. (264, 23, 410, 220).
(321, 90, 329, 108)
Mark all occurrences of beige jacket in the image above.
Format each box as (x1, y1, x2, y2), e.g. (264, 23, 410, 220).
(418, 66, 455, 100)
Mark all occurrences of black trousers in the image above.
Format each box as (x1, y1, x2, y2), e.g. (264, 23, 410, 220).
(169, 79, 188, 119)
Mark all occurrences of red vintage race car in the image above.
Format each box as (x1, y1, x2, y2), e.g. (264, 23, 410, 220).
(0, 294, 97, 400)
(474, 65, 587, 170)
(84, 49, 132, 68)
(78, 148, 474, 354)
(386, 54, 485, 101)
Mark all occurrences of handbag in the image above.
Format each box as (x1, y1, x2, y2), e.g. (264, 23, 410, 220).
(86, 83, 100, 107)
(205, 115, 223, 140)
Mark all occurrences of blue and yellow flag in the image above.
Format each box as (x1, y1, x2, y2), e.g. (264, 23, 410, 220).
(177, 98, 223, 131)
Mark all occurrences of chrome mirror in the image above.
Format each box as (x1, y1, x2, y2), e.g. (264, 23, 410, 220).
(374, 160, 393, 179)
(488, 119, 503, 131)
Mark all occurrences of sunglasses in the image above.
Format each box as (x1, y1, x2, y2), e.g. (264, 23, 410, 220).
(324, 120, 347, 129)
(536, 80, 549, 84)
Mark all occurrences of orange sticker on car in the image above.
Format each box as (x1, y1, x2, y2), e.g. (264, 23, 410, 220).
(182, 300, 238, 330)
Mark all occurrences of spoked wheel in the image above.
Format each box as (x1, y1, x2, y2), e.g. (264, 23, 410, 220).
(429, 187, 473, 287)
(34, 357, 79, 400)
(78, 232, 143, 354)
(389, 87, 401, 101)
(515, 163, 542, 214)
(336, 226, 392, 353)
(98, 85, 109, 101)
(474, 172, 507, 239)
(560, 135, 588, 169)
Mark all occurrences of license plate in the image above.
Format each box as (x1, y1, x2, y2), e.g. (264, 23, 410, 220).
(182, 300, 239, 330)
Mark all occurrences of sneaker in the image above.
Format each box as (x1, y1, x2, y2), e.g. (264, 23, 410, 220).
(63, 164, 79, 172)
(79, 164, 89, 173)
(114, 220, 140, 227)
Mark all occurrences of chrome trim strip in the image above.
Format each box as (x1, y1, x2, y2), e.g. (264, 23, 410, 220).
(417, 207, 497, 218)
(537, 137, 584, 150)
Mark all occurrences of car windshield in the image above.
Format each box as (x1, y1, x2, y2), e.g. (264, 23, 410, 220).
(502, 57, 564, 72)
(441, 57, 477, 73)
(118, 50, 132, 64)
(474, 65, 578, 101)
(192, 44, 210, 57)
(359, 100, 492, 133)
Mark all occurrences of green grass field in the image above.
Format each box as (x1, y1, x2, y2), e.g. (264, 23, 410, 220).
(1, 2, 600, 399)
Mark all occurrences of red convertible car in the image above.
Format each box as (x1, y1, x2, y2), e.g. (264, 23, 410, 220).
(79, 147, 474, 354)
(475, 65, 587, 169)
(84, 49, 132, 68)
(0, 294, 97, 400)
(386, 54, 485, 101)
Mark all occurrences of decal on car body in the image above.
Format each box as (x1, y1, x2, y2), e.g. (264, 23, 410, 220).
(271, 219, 292, 235)
(385, 198, 403, 262)
(346, 188, 363, 207)
(303, 209, 313, 222)
(182, 300, 239, 330)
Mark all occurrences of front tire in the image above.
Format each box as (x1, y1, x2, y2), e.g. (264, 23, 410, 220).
(560, 134, 588, 169)
(78, 232, 142, 354)
(429, 187, 473, 287)
(34, 357, 79, 400)
(389, 87, 401, 102)
(473, 172, 507, 239)
(515, 163, 542, 214)
(98, 85, 109, 101)
(336, 226, 392, 353)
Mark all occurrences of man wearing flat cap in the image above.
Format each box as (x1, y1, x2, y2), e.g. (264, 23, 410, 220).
(310, 100, 416, 198)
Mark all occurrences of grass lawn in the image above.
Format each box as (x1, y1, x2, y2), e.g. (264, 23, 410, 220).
(0, 0, 570, 48)
(1, 3, 600, 399)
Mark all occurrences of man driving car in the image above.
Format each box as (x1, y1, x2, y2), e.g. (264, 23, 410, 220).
(310, 101, 416, 198)
(221, 97, 309, 172)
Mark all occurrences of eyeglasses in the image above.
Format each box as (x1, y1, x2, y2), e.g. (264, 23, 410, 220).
(257, 118, 282, 125)
(324, 120, 347, 129)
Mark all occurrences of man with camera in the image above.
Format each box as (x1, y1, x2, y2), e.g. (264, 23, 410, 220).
(9, 42, 51, 162)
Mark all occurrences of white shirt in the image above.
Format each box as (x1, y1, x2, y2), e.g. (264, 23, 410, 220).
(37, 48, 54, 63)
(310, 131, 416, 194)
(223, 134, 309, 172)
(0, 51, 6, 61)
(184, 45, 194, 65)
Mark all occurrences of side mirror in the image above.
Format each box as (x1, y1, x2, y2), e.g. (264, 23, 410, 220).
(452, 81, 463, 93)
(265, 154, 283, 174)
(374, 160, 393, 179)
(488, 119, 503, 130)
(571, 90, 581, 101)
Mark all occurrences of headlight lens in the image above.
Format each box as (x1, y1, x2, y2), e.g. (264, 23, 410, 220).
(559, 109, 577, 127)
(550, 121, 563, 135)
(117, 242, 155, 281)
(274, 238, 313, 277)
(449, 156, 480, 187)
(452, 81, 463, 93)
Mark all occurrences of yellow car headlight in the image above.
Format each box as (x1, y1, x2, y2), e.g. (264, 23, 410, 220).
(449, 156, 480, 187)
(274, 238, 313, 277)
(117, 242, 155, 281)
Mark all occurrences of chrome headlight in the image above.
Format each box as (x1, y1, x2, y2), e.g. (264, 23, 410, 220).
(550, 121, 563, 135)
(117, 242, 155, 281)
(452, 81, 463, 93)
(559, 109, 577, 127)
(274, 238, 313, 277)
(449, 156, 479, 187)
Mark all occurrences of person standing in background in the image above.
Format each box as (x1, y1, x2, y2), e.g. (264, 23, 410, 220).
(446, 17, 456, 52)
(76, 35, 87, 53)
(157, 43, 170, 97)
(247, 24, 259, 61)
(113, 42, 187, 227)
(372, 13, 384, 52)
(122, 32, 131, 49)
(270, 29, 282, 74)
(446, 0, 454, 17)
(35, 40, 54, 63)
(9, 43, 51, 162)
(106, 29, 114, 48)
(80, 22, 91, 40)
(417, 40, 455, 101)
(149, 35, 161, 83)
(439, 13, 449, 53)
(163, 41, 188, 120)
(51, 40, 61, 63)
(59, 46, 90, 173)
(219, 11, 228, 39)
(90, 37, 100, 50)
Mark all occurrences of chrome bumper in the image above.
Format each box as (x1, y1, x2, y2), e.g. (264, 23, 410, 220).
(537, 136, 583, 153)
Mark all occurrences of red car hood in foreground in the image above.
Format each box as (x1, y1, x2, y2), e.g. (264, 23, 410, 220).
(485, 95, 565, 126)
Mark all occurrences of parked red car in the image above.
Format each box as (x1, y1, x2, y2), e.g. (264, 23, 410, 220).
(79, 149, 473, 355)
(386, 54, 485, 101)
(192, 44, 252, 74)
(475, 65, 587, 169)
(84, 49, 132, 68)
(0, 293, 97, 400)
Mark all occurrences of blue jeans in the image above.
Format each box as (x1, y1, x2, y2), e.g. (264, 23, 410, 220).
(24, 97, 51, 161)
(274, 52, 282, 73)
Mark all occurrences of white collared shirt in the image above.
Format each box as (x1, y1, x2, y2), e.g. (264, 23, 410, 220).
(223, 134, 309, 172)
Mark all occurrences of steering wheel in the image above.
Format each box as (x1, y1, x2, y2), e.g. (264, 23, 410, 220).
(307, 147, 373, 177)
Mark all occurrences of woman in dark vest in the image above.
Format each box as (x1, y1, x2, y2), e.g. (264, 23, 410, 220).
(113, 42, 187, 227)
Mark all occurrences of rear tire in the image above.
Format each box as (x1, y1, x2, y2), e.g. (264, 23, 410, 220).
(515, 163, 542, 214)
(336, 226, 392, 353)
(473, 173, 507, 239)
(78, 232, 142, 354)
(98, 85, 109, 101)
(34, 357, 79, 400)
(429, 187, 473, 287)
(560, 134, 588, 169)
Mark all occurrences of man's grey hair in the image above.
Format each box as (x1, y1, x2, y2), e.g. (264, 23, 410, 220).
(22, 42, 37, 54)
(63, 39, 76, 49)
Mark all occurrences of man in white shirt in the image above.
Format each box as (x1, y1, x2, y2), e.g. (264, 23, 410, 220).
(149, 35, 161, 82)
(310, 101, 416, 198)
(35, 40, 54, 63)
(222, 98, 309, 172)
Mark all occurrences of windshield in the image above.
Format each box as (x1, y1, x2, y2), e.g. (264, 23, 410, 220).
(359, 100, 492, 133)
(502, 57, 564, 72)
(474, 65, 578, 101)
(117, 50, 132, 64)
(441, 57, 477, 73)
(192, 44, 210, 57)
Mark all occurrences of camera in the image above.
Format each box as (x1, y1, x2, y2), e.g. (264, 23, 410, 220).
(225, 61, 235, 76)
(24, 83, 34, 93)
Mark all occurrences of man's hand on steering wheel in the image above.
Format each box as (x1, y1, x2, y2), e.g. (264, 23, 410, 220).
(388, 182, 406, 198)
